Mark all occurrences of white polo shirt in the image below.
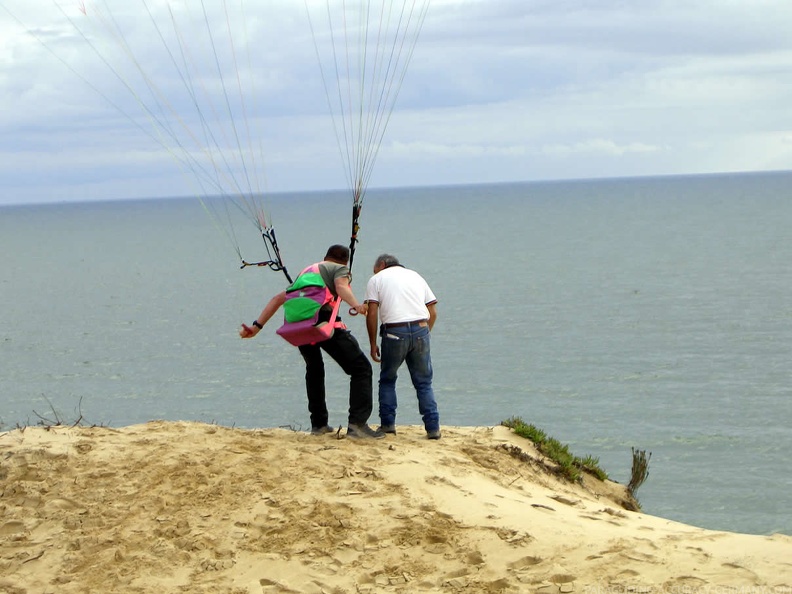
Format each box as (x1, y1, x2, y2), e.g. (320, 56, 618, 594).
(365, 265, 437, 325)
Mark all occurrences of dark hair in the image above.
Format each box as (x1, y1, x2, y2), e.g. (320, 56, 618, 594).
(374, 253, 400, 268)
(325, 244, 350, 264)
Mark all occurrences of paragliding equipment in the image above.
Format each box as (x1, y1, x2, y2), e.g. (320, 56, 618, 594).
(0, 0, 292, 283)
(2, 1, 432, 284)
(304, 0, 431, 274)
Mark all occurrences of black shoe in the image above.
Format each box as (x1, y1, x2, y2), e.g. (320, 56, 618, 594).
(310, 425, 334, 436)
(378, 424, 397, 434)
(427, 429, 441, 440)
(347, 423, 386, 439)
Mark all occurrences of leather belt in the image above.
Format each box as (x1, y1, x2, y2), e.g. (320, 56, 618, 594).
(382, 319, 428, 328)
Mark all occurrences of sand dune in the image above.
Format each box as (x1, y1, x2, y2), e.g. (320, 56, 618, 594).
(1, 421, 790, 593)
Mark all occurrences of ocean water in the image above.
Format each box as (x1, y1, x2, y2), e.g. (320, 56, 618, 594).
(2, 171, 791, 537)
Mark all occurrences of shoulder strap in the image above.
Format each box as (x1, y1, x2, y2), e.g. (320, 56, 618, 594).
(330, 296, 346, 329)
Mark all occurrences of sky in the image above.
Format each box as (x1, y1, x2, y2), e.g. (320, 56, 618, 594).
(2, 0, 792, 205)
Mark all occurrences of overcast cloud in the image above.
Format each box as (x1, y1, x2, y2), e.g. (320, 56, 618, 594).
(2, 0, 792, 205)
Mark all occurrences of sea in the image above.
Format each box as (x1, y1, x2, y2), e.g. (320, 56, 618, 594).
(2, 171, 791, 537)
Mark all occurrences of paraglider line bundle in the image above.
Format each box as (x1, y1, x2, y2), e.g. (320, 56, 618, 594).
(240, 228, 292, 283)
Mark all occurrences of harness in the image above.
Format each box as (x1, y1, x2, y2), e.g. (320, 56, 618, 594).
(275, 263, 346, 346)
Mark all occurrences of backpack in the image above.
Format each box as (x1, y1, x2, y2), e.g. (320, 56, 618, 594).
(276, 263, 344, 346)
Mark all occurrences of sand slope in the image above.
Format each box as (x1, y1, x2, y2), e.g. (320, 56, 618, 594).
(1, 421, 790, 593)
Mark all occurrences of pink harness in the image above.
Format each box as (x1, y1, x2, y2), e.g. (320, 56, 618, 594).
(275, 263, 345, 346)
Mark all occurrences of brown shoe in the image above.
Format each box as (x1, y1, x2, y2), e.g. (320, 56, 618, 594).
(347, 424, 385, 439)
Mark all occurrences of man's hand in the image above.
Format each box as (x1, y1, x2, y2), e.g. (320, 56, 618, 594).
(350, 303, 368, 316)
(239, 323, 259, 339)
(370, 344, 381, 363)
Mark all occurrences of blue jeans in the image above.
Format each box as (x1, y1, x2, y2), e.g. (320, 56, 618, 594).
(378, 323, 439, 432)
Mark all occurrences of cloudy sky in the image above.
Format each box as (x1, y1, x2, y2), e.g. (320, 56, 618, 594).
(2, 0, 792, 205)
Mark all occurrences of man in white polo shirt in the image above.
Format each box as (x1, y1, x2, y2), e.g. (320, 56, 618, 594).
(364, 254, 441, 439)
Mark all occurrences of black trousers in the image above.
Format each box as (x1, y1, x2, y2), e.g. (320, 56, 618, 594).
(298, 329, 373, 427)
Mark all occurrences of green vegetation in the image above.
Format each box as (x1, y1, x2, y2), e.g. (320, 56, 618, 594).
(628, 447, 651, 498)
(501, 417, 609, 483)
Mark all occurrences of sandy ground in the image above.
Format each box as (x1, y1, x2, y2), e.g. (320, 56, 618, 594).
(1, 421, 790, 593)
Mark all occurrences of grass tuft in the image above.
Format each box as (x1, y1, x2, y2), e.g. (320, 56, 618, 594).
(628, 447, 652, 498)
(502, 416, 609, 483)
